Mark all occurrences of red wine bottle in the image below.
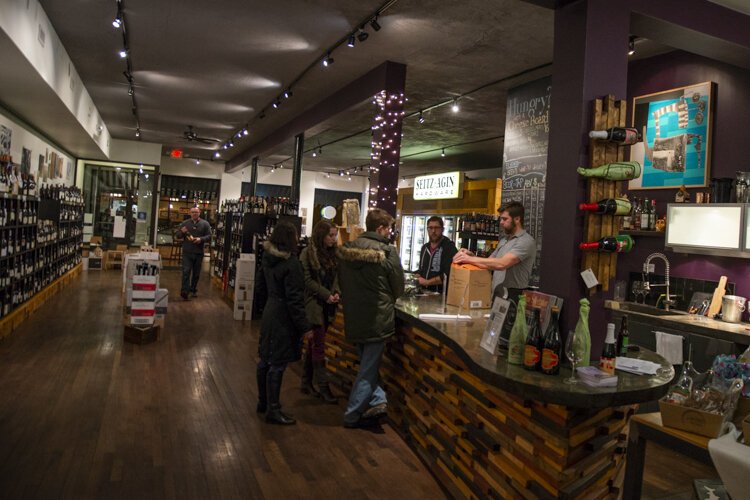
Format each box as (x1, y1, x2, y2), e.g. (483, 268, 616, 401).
(523, 308, 544, 371)
(541, 309, 561, 375)
(589, 127, 642, 145)
(579, 235, 634, 253)
(578, 198, 632, 216)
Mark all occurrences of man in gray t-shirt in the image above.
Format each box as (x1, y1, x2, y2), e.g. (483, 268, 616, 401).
(453, 201, 536, 296)
(177, 207, 212, 300)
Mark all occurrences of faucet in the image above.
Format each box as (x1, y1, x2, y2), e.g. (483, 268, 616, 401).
(642, 252, 675, 311)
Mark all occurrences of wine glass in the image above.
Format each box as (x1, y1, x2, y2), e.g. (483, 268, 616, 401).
(564, 330, 583, 385)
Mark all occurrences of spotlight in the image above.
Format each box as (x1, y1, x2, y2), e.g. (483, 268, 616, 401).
(322, 53, 334, 67)
(235, 131, 242, 138)
(119, 49, 128, 59)
(339, 171, 344, 177)
(229, 141, 234, 148)
(271, 167, 275, 173)
(418, 111, 425, 124)
(441, 148, 446, 157)
(347, 34, 356, 48)
(326, 173, 331, 178)
(243, 128, 248, 136)
(312, 150, 317, 158)
(357, 29, 369, 42)
(196, 159, 200, 165)
(283, 89, 292, 99)
(272, 100, 280, 109)
(112, 16, 122, 29)
(370, 16, 381, 31)
(451, 98, 459, 113)
(135, 129, 140, 138)
(628, 36, 636, 56)
(347, 176, 352, 181)
(214, 152, 220, 158)
(128, 86, 134, 96)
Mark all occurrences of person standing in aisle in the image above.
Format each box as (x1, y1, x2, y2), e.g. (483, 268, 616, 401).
(178, 207, 211, 300)
(453, 201, 536, 303)
(337, 208, 404, 428)
(299, 220, 340, 404)
(256, 221, 313, 425)
(415, 216, 457, 293)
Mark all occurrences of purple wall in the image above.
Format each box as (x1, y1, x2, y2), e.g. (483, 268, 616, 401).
(615, 50, 750, 299)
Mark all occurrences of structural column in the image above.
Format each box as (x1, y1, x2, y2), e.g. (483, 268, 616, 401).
(249, 156, 259, 197)
(291, 133, 304, 203)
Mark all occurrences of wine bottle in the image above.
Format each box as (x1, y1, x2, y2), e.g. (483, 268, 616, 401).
(621, 196, 632, 230)
(541, 309, 561, 375)
(507, 295, 528, 365)
(578, 198, 632, 216)
(649, 199, 657, 230)
(640, 198, 650, 230)
(589, 127, 642, 145)
(579, 235, 634, 253)
(599, 323, 617, 375)
(574, 298, 591, 367)
(617, 316, 629, 356)
(576, 161, 642, 181)
(523, 308, 544, 371)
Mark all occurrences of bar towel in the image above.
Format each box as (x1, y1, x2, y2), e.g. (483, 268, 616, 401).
(708, 425, 749, 500)
(655, 331, 683, 365)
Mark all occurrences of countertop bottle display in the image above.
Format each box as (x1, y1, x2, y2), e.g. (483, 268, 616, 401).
(508, 295, 528, 365)
(541, 309, 561, 375)
(574, 298, 591, 367)
(523, 308, 544, 371)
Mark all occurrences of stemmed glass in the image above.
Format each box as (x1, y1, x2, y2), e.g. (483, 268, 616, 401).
(564, 330, 583, 385)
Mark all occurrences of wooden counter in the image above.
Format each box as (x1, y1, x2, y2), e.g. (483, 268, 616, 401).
(325, 295, 674, 499)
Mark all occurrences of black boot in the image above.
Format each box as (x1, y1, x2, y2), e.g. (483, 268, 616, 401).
(300, 351, 319, 396)
(256, 365, 269, 413)
(313, 360, 338, 404)
(266, 369, 296, 425)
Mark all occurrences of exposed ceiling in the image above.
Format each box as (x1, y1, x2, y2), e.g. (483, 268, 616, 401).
(30, 0, 684, 180)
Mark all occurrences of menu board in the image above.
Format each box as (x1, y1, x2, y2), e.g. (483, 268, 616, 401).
(501, 76, 551, 288)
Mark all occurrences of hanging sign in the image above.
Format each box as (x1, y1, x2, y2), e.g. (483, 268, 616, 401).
(413, 171, 464, 200)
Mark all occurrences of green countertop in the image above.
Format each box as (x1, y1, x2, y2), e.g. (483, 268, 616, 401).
(396, 295, 674, 409)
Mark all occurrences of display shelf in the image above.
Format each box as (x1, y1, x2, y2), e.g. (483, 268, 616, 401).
(621, 229, 665, 237)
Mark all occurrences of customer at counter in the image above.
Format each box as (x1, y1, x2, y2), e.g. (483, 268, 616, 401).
(337, 208, 405, 428)
(453, 201, 536, 301)
(415, 216, 457, 293)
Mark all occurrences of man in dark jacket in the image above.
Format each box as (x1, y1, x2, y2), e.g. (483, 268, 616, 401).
(337, 208, 405, 428)
(178, 207, 211, 300)
(415, 216, 457, 293)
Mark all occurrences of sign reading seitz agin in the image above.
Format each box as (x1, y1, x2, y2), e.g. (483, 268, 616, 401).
(413, 171, 464, 200)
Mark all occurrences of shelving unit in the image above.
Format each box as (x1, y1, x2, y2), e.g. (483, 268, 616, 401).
(0, 191, 83, 331)
(620, 229, 665, 237)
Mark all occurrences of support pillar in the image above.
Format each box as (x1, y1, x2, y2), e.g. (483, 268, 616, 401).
(292, 133, 304, 203)
(249, 156, 259, 197)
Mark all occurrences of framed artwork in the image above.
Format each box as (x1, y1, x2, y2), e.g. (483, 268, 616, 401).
(629, 81, 715, 190)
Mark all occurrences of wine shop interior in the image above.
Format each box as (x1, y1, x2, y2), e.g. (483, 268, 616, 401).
(1, 1, 750, 498)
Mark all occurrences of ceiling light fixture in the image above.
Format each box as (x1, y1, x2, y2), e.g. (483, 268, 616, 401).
(242, 128, 248, 136)
(418, 111, 425, 124)
(283, 89, 292, 99)
(628, 36, 636, 56)
(272, 99, 280, 109)
(312, 150, 317, 157)
(322, 53, 334, 67)
(370, 16, 381, 31)
(119, 49, 128, 59)
(128, 86, 134, 96)
(112, 16, 122, 29)
(135, 128, 140, 138)
(357, 29, 369, 42)
(347, 34, 356, 48)
(196, 159, 200, 165)
(451, 98, 460, 113)
(441, 148, 446, 157)
(214, 152, 220, 158)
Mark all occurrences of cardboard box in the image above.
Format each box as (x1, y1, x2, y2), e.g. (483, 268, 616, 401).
(129, 315, 155, 326)
(233, 300, 253, 321)
(124, 324, 160, 344)
(659, 399, 726, 438)
(446, 264, 492, 309)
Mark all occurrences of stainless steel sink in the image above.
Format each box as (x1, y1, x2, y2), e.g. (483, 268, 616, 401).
(615, 302, 688, 317)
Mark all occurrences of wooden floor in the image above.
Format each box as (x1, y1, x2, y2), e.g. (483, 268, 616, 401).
(0, 265, 718, 499)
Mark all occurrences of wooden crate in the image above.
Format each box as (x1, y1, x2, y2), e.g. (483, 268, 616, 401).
(123, 324, 160, 345)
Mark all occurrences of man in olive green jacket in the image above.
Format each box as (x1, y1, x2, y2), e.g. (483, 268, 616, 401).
(337, 208, 405, 428)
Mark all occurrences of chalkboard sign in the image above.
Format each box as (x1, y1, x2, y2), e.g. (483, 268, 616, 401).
(502, 76, 551, 287)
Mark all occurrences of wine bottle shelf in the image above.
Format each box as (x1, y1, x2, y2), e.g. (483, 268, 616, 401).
(458, 230, 500, 241)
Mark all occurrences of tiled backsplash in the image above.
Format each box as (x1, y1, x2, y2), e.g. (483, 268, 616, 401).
(625, 272, 737, 312)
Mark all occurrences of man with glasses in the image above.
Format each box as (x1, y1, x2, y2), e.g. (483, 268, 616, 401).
(177, 207, 212, 300)
(415, 216, 457, 293)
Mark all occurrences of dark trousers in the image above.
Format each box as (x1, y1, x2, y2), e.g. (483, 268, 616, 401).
(181, 251, 202, 293)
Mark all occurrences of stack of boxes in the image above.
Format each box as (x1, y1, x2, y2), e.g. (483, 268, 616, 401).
(233, 254, 255, 320)
(123, 251, 165, 344)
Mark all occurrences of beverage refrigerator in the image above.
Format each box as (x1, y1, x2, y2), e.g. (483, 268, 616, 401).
(398, 215, 456, 272)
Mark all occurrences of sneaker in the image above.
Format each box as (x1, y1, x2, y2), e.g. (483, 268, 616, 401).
(362, 403, 387, 420)
(180, 291, 189, 300)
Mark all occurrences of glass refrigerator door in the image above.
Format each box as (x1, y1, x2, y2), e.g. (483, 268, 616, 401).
(443, 216, 455, 241)
(400, 216, 414, 270)
(410, 216, 427, 272)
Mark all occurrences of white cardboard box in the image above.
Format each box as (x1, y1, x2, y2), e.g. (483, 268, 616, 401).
(233, 300, 253, 321)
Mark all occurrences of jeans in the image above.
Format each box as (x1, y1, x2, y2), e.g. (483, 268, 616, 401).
(181, 251, 202, 293)
(344, 341, 387, 424)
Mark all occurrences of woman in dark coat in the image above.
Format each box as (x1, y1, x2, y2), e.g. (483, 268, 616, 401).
(256, 221, 312, 425)
(299, 220, 340, 404)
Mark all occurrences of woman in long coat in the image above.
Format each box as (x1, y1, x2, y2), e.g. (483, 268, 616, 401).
(299, 220, 340, 403)
(256, 221, 312, 425)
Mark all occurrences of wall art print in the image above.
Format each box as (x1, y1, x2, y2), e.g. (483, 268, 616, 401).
(0, 125, 11, 156)
(629, 81, 714, 190)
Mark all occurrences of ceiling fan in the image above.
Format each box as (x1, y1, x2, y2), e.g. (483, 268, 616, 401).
(182, 125, 219, 144)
